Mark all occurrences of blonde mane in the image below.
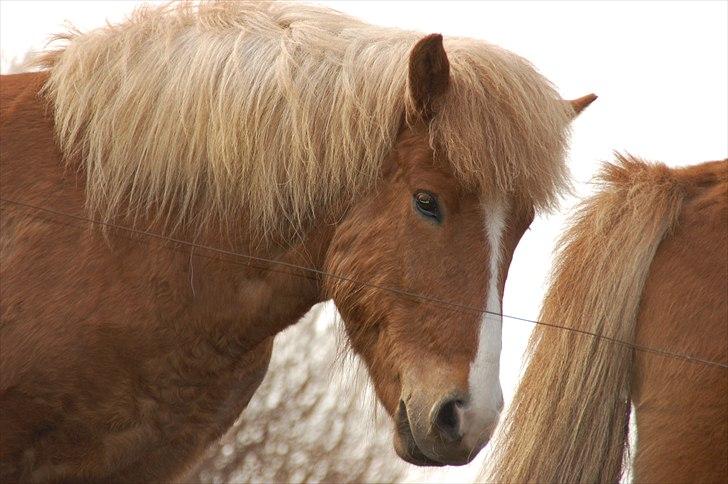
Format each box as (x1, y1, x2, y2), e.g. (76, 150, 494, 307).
(41, 1, 572, 241)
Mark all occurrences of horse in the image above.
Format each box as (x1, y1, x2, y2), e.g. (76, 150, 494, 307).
(0, 2, 594, 481)
(483, 155, 727, 483)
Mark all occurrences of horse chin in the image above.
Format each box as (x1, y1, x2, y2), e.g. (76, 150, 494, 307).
(393, 400, 446, 467)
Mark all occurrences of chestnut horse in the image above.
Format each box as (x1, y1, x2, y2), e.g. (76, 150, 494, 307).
(484, 155, 727, 483)
(0, 2, 593, 481)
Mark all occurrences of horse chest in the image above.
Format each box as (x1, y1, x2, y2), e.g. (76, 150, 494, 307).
(148, 336, 273, 433)
(95, 336, 274, 481)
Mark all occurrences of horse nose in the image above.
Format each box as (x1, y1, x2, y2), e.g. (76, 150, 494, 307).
(395, 387, 494, 466)
(431, 394, 466, 442)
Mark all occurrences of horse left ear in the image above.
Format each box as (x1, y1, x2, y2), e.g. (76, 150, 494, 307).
(568, 93, 598, 117)
(407, 33, 450, 123)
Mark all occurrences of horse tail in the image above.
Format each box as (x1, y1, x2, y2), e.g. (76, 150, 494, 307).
(483, 154, 686, 483)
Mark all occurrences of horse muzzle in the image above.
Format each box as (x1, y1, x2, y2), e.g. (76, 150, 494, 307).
(393, 390, 499, 466)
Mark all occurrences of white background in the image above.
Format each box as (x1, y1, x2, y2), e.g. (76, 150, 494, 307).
(2, 1, 726, 482)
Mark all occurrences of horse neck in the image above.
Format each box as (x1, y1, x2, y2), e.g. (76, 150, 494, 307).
(1, 69, 340, 362)
(191, 217, 339, 348)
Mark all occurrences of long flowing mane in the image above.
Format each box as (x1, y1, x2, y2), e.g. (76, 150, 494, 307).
(40, 1, 572, 241)
(483, 155, 693, 483)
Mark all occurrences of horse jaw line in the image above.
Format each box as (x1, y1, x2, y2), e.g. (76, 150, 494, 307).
(465, 200, 507, 446)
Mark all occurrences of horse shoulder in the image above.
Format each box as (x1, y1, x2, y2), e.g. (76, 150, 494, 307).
(0, 71, 278, 481)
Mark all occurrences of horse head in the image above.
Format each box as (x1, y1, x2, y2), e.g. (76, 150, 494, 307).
(324, 34, 594, 466)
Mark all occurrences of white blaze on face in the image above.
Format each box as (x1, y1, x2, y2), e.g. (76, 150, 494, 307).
(463, 201, 507, 447)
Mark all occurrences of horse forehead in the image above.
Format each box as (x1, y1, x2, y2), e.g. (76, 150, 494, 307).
(399, 155, 457, 189)
(473, 198, 509, 257)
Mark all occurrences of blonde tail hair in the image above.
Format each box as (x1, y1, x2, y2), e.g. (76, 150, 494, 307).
(484, 155, 685, 483)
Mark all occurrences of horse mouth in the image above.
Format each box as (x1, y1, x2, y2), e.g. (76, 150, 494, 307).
(394, 400, 446, 467)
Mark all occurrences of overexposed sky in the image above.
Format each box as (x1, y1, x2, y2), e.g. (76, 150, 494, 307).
(1, 1, 726, 482)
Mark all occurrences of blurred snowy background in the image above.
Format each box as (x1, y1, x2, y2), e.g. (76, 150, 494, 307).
(2, 1, 726, 482)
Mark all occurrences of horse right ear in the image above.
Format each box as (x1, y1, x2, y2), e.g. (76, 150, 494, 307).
(406, 34, 450, 123)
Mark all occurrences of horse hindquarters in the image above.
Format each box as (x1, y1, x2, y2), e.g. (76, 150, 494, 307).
(632, 166, 728, 483)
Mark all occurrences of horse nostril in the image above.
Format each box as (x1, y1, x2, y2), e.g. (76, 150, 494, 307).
(433, 397, 464, 442)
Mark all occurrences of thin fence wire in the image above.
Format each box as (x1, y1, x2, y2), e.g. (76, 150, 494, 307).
(2, 196, 726, 370)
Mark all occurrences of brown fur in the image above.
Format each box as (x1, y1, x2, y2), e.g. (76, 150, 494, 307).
(0, 3, 586, 479)
(0, 79, 559, 483)
(484, 156, 728, 483)
(1, 71, 311, 481)
(631, 161, 728, 482)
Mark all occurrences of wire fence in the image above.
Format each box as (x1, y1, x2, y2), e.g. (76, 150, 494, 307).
(2, 196, 726, 370)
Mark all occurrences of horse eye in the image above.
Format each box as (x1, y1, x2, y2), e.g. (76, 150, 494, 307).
(413, 190, 441, 222)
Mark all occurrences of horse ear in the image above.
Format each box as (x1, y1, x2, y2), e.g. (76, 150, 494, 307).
(568, 93, 598, 117)
(407, 33, 450, 123)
